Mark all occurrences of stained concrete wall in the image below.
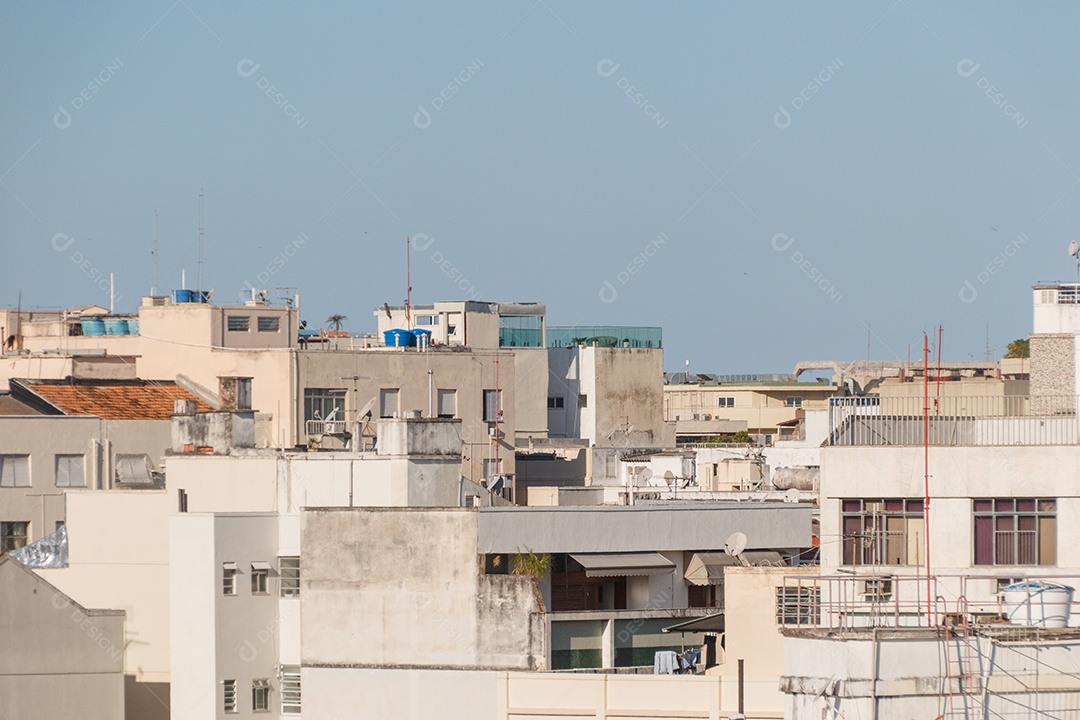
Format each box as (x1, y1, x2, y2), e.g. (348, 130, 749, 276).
(0, 557, 125, 720)
(301, 508, 543, 670)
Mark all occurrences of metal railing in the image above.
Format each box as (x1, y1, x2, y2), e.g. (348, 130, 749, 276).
(777, 573, 1080, 631)
(828, 395, 1080, 446)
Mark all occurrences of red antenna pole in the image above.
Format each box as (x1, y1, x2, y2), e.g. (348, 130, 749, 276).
(923, 333, 933, 625)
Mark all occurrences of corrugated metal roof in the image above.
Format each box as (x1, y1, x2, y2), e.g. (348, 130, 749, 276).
(570, 552, 676, 577)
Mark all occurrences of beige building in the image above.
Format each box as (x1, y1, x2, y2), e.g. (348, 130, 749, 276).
(0, 554, 125, 720)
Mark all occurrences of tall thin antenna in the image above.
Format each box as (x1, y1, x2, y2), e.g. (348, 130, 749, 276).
(866, 322, 871, 362)
(985, 324, 992, 362)
(406, 236, 412, 329)
(198, 189, 205, 295)
(922, 333, 932, 626)
(152, 210, 159, 296)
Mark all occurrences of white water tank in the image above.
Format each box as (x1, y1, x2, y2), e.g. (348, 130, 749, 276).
(1002, 581, 1074, 628)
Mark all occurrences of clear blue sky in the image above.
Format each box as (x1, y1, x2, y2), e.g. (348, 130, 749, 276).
(2, 2, 1077, 372)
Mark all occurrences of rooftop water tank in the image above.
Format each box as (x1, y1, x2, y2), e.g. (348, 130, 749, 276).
(174, 289, 193, 303)
(384, 329, 412, 347)
(1003, 581, 1074, 628)
(103, 318, 129, 335)
(411, 328, 432, 347)
(81, 319, 106, 336)
(127, 319, 140, 335)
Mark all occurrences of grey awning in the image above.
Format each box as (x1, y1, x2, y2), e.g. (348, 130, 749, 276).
(684, 552, 739, 586)
(570, 553, 675, 577)
(663, 613, 725, 634)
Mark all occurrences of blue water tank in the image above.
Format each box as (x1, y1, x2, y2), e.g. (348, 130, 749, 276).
(81, 319, 106, 336)
(384, 329, 412, 347)
(174, 289, 193, 303)
(103, 319, 129, 335)
(127, 319, 140, 335)
(411, 328, 432, 346)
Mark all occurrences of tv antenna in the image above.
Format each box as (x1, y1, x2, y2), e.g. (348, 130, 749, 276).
(1069, 240, 1079, 282)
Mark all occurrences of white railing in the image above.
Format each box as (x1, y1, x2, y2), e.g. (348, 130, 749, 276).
(828, 395, 1080, 446)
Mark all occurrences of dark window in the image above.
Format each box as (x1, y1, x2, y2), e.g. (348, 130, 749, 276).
(257, 316, 280, 332)
(974, 498, 1056, 566)
(483, 390, 501, 422)
(304, 388, 345, 423)
(227, 316, 250, 332)
(547, 396, 564, 409)
(1, 521, 28, 553)
(776, 586, 820, 625)
(841, 499, 923, 566)
(279, 557, 300, 596)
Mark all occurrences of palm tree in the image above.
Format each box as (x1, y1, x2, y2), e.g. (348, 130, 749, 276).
(326, 314, 348, 333)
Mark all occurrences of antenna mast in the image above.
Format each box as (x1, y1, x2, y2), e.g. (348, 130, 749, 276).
(922, 333, 933, 625)
(198, 189, 205, 295)
(406, 236, 412, 329)
(152, 210, 159, 296)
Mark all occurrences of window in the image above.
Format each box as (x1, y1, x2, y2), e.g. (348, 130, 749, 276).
(863, 578, 893, 602)
(224, 679, 237, 713)
(222, 562, 237, 596)
(55, 521, 65, 532)
(55, 454, 85, 487)
(974, 498, 1056, 566)
(279, 556, 300, 597)
(0, 455, 29, 487)
(1, 521, 28, 553)
(252, 679, 270, 712)
(785, 396, 803, 407)
(257, 316, 280, 332)
(280, 666, 301, 715)
(304, 388, 346, 423)
(776, 586, 820, 625)
(548, 396, 565, 409)
(227, 315, 250, 332)
(251, 562, 270, 594)
(483, 390, 502, 422)
(415, 315, 439, 326)
(578, 394, 588, 408)
(379, 388, 399, 419)
(717, 396, 735, 408)
(115, 454, 156, 485)
(437, 389, 457, 419)
(842, 499, 924, 566)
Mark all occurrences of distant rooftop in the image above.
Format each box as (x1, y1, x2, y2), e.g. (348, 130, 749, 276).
(665, 372, 828, 386)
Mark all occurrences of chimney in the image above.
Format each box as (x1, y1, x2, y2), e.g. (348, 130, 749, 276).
(218, 376, 252, 411)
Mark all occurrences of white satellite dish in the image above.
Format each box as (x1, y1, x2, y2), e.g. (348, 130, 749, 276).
(723, 531, 748, 558)
(663, 470, 675, 486)
(1069, 240, 1079, 257)
(784, 488, 801, 504)
(640, 468, 653, 482)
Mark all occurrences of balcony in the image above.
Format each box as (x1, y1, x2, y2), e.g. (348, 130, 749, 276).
(827, 395, 1080, 447)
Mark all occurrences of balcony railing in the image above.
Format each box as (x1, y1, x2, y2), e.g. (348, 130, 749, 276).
(827, 395, 1080, 447)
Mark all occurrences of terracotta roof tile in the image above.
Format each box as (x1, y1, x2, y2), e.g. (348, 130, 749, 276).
(23, 381, 211, 420)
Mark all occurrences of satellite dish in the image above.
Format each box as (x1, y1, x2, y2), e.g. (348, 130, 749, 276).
(785, 488, 801, 504)
(664, 470, 675, 483)
(1069, 240, 1079, 257)
(724, 531, 748, 558)
(640, 468, 653, 482)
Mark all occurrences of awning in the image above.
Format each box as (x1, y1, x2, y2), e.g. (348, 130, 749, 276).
(570, 553, 675, 577)
(251, 561, 272, 571)
(222, 562, 237, 571)
(663, 613, 725, 634)
(684, 552, 739, 586)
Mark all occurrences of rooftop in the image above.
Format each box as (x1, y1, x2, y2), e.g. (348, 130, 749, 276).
(11, 378, 212, 420)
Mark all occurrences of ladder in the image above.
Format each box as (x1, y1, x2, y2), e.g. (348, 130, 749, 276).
(940, 595, 983, 719)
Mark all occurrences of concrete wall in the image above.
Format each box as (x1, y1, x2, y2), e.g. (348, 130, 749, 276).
(306, 668, 726, 720)
(36, 490, 173, 719)
(301, 508, 543, 670)
(0, 557, 125, 720)
(0, 416, 171, 543)
(478, 504, 812, 555)
(721, 566, 818, 718)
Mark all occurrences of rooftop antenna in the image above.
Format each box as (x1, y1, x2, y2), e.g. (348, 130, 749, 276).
(405, 236, 412, 329)
(1069, 240, 1079, 282)
(198, 189, 205, 296)
(152, 210, 159, 296)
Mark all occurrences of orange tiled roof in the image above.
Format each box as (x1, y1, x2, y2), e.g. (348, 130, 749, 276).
(23, 381, 211, 420)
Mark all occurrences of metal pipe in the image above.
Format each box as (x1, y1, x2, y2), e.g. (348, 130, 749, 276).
(737, 658, 745, 715)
